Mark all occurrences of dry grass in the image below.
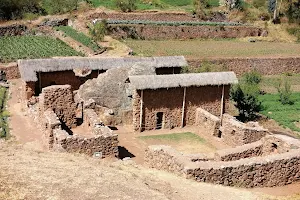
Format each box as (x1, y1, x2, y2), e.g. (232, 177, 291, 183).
(124, 39, 300, 59)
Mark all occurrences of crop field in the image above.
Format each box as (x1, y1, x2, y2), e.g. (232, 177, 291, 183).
(56, 26, 103, 53)
(259, 93, 300, 133)
(260, 74, 300, 93)
(0, 86, 8, 138)
(0, 36, 82, 62)
(124, 40, 300, 59)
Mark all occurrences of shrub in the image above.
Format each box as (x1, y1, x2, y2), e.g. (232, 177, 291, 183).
(253, 0, 266, 8)
(287, 27, 300, 42)
(41, 0, 79, 15)
(242, 70, 262, 85)
(89, 20, 108, 42)
(286, 0, 300, 24)
(276, 78, 294, 105)
(115, 0, 137, 12)
(230, 83, 261, 122)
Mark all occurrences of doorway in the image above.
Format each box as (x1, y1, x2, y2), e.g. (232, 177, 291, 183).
(156, 112, 164, 129)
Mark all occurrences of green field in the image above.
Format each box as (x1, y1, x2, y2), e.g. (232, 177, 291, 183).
(0, 87, 9, 138)
(260, 74, 300, 93)
(139, 132, 205, 142)
(259, 93, 300, 133)
(124, 40, 300, 59)
(56, 26, 103, 53)
(0, 36, 82, 62)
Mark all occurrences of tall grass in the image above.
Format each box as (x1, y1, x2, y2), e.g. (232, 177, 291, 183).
(0, 86, 9, 138)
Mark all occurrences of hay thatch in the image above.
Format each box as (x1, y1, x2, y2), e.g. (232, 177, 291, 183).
(129, 72, 238, 90)
(18, 56, 187, 82)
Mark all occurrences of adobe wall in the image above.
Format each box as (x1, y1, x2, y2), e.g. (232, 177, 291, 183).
(145, 143, 300, 188)
(108, 25, 266, 40)
(221, 114, 269, 146)
(39, 85, 77, 128)
(132, 86, 230, 131)
(187, 57, 300, 76)
(0, 63, 20, 79)
(195, 108, 221, 136)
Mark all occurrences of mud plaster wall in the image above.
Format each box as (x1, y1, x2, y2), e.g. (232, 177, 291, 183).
(0, 63, 20, 79)
(132, 86, 230, 131)
(188, 57, 300, 76)
(39, 85, 77, 128)
(145, 145, 300, 188)
(108, 25, 266, 40)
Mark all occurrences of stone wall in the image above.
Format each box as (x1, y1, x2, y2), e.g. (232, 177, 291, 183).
(195, 108, 221, 136)
(0, 24, 27, 36)
(132, 86, 230, 131)
(108, 25, 266, 40)
(187, 57, 300, 76)
(220, 114, 268, 146)
(145, 143, 300, 188)
(0, 63, 20, 79)
(39, 85, 77, 128)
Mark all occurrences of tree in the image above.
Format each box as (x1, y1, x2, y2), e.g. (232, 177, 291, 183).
(89, 20, 108, 42)
(41, 0, 79, 15)
(286, 0, 300, 24)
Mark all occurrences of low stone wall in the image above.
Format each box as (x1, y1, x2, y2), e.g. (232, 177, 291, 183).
(221, 114, 268, 146)
(0, 24, 27, 36)
(145, 144, 300, 188)
(187, 57, 300, 76)
(108, 25, 265, 40)
(39, 85, 77, 128)
(0, 63, 20, 79)
(195, 108, 221, 136)
(42, 109, 61, 148)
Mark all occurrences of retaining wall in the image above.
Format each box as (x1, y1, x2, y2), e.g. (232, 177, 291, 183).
(145, 144, 300, 188)
(108, 25, 266, 40)
(0, 24, 27, 36)
(188, 57, 300, 76)
(0, 63, 20, 79)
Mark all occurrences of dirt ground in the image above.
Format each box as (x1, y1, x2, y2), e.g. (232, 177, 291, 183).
(1, 79, 300, 200)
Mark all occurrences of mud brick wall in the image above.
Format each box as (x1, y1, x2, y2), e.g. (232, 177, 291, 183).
(195, 108, 221, 136)
(39, 85, 77, 128)
(42, 110, 62, 148)
(56, 132, 119, 157)
(132, 86, 230, 131)
(24, 81, 36, 100)
(221, 114, 268, 146)
(0, 63, 20, 79)
(84, 109, 101, 128)
(188, 57, 300, 76)
(108, 25, 266, 40)
(0, 24, 27, 36)
(145, 145, 300, 188)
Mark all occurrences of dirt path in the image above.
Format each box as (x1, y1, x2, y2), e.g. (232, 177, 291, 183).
(7, 79, 45, 150)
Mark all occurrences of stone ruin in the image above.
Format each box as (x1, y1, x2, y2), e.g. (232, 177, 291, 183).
(38, 85, 118, 158)
(145, 107, 300, 187)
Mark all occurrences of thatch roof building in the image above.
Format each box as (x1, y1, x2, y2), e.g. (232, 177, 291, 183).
(129, 72, 238, 90)
(18, 56, 187, 82)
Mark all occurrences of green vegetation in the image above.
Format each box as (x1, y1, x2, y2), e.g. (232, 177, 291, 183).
(287, 27, 300, 42)
(88, 20, 108, 42)
(0, 87, 9, 138)
(124, 40, 300, 59)
(138, 132, 206, 143)
(0, 36, 82, 62)
(276, 77, 294, 105)
(115, 0, 137, 12)
(41, 0, 79, 15)
(259, 93, 300, 132)
(56, 26, 103, 52)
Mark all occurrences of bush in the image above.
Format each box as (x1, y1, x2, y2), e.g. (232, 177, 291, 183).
(115, 0, 137, 12)
(287, 27, 300, 42)
(89, 20, 108, 42)
(276, 78, 294, 105)
(253, 0, 266, 8)
(230, 83, 261, 122)
(242, 70, 262, 85)
(286, 0, 300, 24)
(41, 0, 79, 15)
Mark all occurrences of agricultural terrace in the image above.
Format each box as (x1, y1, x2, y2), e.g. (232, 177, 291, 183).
(89, 0, 218, 10)
(0, 86, 8, 138)
(56, 26, 104, 53)
(0, 36, 83, 62)
(259, 93, 300, 133)
(124, 40, 300, 59)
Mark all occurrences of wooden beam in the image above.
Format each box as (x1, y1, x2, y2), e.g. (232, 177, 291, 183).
(220, 85, 225, 125)
(139, 90, 144, 132)
(181, 87, 186, 128)
(38, 72, 42, 93)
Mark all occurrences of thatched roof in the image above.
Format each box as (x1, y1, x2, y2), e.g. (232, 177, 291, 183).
(18, 56, 187, 82)
(129, 72, 238, 90)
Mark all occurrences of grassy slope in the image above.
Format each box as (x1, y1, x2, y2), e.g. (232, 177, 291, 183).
(124, 40, 300, 59)
(258, 93, 300, 133)
(0, 36, 82, 62)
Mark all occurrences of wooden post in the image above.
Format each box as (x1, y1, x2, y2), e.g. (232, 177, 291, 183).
(181, 87, 186, 128)
(139, 90, 144, 132)
(38, 72, 42, 93)
(220, 85, 225, 125)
